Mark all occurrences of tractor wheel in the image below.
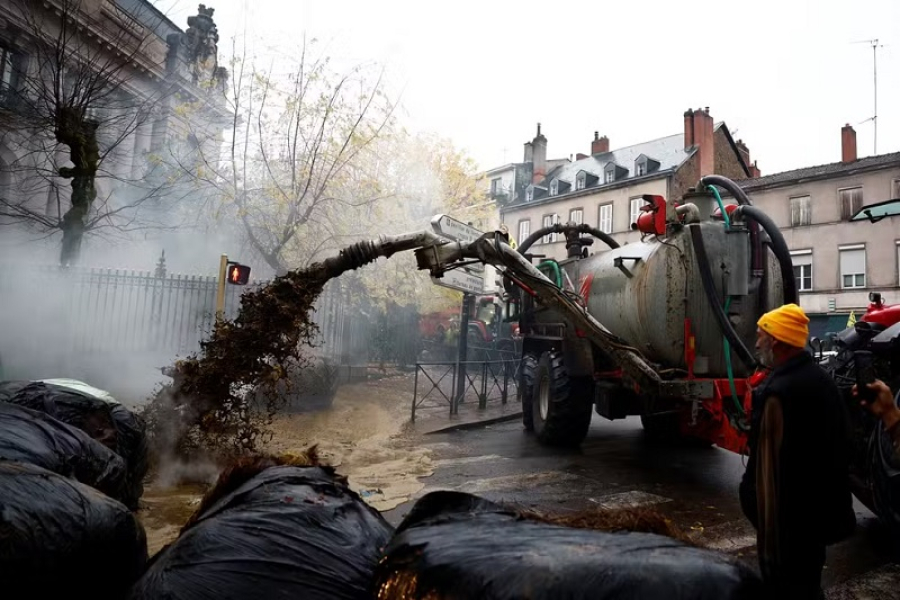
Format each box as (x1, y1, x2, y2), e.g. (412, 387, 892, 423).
(519, 353, 538, 431)
(532, 351, 592, 447)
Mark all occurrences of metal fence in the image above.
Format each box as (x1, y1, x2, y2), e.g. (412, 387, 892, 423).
(411, 350, 520, 421)
(0, 259, 424, 368)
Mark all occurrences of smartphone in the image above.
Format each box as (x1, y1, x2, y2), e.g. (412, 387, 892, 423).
(854, 350, 877, 403)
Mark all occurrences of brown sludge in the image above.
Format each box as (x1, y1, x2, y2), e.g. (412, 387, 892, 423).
(144, 268, 328, 458)
(518, 505, 694, 544)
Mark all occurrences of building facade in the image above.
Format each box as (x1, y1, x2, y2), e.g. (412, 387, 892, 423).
(0, 0, 229, 261)
(494, 108, 755, 258)
(737, 124, 900, 338)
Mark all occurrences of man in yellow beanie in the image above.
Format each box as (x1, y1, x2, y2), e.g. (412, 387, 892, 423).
(740, 303, 855, 599)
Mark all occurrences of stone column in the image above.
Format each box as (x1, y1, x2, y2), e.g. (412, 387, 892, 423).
(131, 120, 153, 179)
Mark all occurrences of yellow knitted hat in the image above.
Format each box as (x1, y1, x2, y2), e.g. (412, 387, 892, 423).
(757, 303, 810, 348)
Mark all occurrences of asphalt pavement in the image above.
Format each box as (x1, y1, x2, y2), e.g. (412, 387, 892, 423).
(384, 414, 900, 598)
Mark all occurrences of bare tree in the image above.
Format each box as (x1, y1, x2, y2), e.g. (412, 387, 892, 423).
(0, 0, 221, 265)
(168, 37, 396, 275)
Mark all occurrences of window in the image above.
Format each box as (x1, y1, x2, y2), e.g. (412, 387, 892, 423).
(892, 179, 900, 199)
(839, 246, 866, 289)
(542, 214, 553, 244)
(576, 172, 586, 190)
(518, 219, 530, 245)
(629, 197, 643, 227)
(569, 208, 583, 225)
(525, 186, 534, 202)
(789, 195, 811, 227)
(897, 241, 900, 285)
(636, 161, 646, 176)
(605, 170, 615, 183)
(791, 250, 813, 292)
(490, 178, 502, 195)
(550, 179, 559, 196)
(0, 46, 15, 105)
(839, 187, 863, 221)
(598, 203, 613, 234)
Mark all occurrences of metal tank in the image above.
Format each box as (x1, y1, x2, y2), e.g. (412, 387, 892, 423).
(562, 221, 784, 378)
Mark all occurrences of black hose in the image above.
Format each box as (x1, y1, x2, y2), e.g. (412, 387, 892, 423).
(517, 223, 619, 255)
(700, 174, 753, 206)
(689, 224, 759, 370)
(733, 205, 798, 305)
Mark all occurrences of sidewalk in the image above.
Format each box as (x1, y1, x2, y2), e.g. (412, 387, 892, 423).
(410, 401, 523, 435)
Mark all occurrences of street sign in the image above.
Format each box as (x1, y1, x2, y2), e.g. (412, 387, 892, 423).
(431, 214, 485, 243)
(431, 213, 485, 273)
(431, 269, 484, 295)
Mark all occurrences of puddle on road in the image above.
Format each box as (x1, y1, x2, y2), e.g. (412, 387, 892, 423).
(137, 375, 435, 556)
(266, 376, 435, 511)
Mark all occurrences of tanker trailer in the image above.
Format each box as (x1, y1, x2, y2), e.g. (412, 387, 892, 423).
(503, 178, 797, 451)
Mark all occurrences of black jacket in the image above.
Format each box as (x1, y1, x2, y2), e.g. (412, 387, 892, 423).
(739, 352, 856, 547)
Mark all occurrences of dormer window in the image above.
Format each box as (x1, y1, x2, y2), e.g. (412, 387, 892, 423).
(576, 170, 599, 190)
(604, 162, 629, 183)
(634, 154, 661, 177)
(549, 178, 570, 197)
(525, 185, 534, 202)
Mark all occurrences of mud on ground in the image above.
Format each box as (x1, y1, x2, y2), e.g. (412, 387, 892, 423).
(138, 373, 433, 556)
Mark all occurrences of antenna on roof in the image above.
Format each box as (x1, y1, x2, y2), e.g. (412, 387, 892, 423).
(851, 38, 885, 154)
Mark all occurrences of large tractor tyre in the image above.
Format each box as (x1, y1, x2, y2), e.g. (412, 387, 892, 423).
(532, 351, 593, 447)
(519, 354, 539, 431)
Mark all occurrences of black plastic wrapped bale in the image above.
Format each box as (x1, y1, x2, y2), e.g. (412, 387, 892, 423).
(130, 465, 394, 600)
(0, 402, 126, 500)
(0, 461, 148, 599)
(0, 380, 148, 509)
(374, 491, 762, 600)
(0, 380, 118, 448)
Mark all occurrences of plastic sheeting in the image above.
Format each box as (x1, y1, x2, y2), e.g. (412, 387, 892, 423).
(0, 402, 126, 500)
(374, 491, 762, 600)
(0, 461, 147, 599)
(0, 379, 148, 509)
(130, 465, 394, 600)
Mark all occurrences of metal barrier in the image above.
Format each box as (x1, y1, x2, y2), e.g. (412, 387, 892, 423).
(411, 356, 519, 422)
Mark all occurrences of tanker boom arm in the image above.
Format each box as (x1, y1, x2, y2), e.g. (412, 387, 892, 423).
(413, 233, 685, 395)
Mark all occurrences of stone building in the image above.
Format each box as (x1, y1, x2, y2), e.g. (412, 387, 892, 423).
(494, 108, 756, 257)
(737, 124, 900, 337)
(0, 0, 229, 264)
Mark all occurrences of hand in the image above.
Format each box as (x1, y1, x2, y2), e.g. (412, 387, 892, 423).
(853, 379, 900, 429)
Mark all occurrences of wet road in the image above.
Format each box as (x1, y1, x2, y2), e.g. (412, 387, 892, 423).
(385, 415, 900, 597)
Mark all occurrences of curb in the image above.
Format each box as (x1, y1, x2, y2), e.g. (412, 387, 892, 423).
(423, 411, 523, 435)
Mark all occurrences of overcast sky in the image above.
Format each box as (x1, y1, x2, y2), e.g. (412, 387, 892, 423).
(155, 0, 898, 176)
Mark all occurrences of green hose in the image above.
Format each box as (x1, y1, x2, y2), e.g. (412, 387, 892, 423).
(707, 185, 730, 230)
(538, 260, 563, 288)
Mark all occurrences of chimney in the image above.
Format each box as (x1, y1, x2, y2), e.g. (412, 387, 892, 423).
(532, 123, 547, 184)
(591, 131, 609, 154)
(841, 124, 857, 163)
(735, 139, 751, 169)
(749, 161, 761, 178)
(684, 107, 715, 176)
(683, 109, 694, 149)
(523, 141, 533, 163)
(576, 153, 589, 160)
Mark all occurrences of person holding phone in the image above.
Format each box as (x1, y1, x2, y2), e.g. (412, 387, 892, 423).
(740, 303, 856, 599)
(854, 379, 900, 469)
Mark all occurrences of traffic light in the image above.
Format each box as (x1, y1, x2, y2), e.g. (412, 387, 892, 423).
(225, 262, 251, 285)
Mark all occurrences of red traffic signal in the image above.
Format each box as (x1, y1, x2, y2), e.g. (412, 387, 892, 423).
(226, 262, 251, 285)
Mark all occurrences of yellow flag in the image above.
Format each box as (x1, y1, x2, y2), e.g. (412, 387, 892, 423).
(847, 311, 857, 328)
